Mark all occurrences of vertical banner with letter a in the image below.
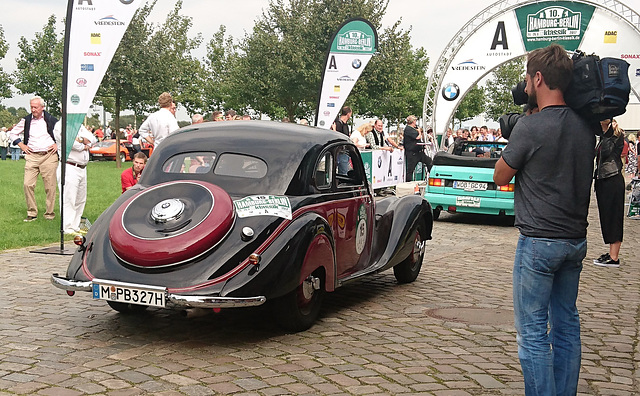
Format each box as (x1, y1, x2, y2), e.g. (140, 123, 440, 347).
(315, 18, 377, 129)
(62, 0, 142, 159)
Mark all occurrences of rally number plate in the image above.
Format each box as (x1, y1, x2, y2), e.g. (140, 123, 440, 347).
(456, 196, 482, 208)
(92, 279, 166, 308)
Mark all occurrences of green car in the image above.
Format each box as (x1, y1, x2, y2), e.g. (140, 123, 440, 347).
(424, 141, 514, 220)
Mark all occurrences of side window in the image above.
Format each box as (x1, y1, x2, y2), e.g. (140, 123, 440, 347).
(335, 146, 363, 187)
(315, 151, 333, 189)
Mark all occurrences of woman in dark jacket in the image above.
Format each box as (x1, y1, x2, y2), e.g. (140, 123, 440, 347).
(593, 119, 625, 267)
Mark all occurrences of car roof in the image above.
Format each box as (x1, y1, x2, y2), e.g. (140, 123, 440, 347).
(143, 121, 351, 196)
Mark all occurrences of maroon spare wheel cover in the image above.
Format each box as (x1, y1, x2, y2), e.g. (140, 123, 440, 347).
(109, 180, 234, 267)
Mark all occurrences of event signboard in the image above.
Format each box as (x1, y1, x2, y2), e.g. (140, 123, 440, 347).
(360, 149, 405, 189)
(315, 19, 377, 129)
(63, 0, 142, 159)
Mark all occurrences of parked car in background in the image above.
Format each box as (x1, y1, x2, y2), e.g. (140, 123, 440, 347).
(424, 140, 514, 220)
(52, 121, 434, 331)
(89, 139, 130, 161)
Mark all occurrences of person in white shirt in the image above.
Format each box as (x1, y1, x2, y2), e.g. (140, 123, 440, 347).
(139, 92, 180, 148)
(54, 121, 97, 235)
(9, 97, 59, 222)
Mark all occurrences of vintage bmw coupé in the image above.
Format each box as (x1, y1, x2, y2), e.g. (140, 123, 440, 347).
(52, 121, 434, 331)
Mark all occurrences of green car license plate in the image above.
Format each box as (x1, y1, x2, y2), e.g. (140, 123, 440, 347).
(456, 196, 481, 208)
(92, 279, 166, 308)
(453, 181, 487, 191)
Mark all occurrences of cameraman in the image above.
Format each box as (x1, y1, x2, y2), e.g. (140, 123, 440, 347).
(493, 44, 598, 396)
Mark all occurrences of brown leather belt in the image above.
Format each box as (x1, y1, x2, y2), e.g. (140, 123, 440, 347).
(66, 161, 86, 169)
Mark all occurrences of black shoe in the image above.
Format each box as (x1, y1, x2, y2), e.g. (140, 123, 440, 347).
(593, 253, 610, 264)
(23, 216, 37, 222)
(594, 255, 620, 268)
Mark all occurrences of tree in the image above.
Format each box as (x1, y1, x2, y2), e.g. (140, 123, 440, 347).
(215, 0, 426, 123)
(351, 20, 429, 126)
(13, 16, 64, 116)
(0, 25, 12, 101)
(454, 85, 485, 127)
(484, 57, 525, 121)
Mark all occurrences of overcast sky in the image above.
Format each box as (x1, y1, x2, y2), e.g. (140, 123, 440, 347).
(0, 0, 496, 111)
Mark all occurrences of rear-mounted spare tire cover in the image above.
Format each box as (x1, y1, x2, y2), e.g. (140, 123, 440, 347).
(109, 181, 234, 267)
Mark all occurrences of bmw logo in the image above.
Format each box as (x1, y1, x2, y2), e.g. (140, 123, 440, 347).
(352, 59, 362, 69)
(442, 83, 460, 101)
(377, 156, 382, 168)
(120, 0, 135, 4)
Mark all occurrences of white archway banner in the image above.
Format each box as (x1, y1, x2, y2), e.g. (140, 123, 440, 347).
(426, 0, 640, 136)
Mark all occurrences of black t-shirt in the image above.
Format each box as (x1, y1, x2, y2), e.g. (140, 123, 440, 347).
(403, 125, 420, 153)
(501, 106, 597, 238)
(334, 118, 349, 136)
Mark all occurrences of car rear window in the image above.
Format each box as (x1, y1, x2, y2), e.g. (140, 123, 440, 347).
(214, 153, 268, 179)
(162, 152, 217, 174)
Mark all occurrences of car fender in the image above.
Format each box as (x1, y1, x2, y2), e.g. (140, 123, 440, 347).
(220, 212, 336, 300)
(376, 194, 433, 272)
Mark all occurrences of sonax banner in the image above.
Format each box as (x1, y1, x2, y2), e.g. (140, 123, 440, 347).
(315, 18, 377, 129)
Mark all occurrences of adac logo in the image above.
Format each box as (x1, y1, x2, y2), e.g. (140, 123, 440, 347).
(90, 33, 101, 45)
(337, 75, 355, 82)
(95, 15, 125, 26)
(84, 51, 101, 57)
(526, 6, 582, 39)
(352, 59, 362, 69)
(451, 59, 486, 71)
(70, 95, 81, 105)
(337, 30, 373, 52)
(81, 64, 94, 71)
(604, 31, 617, 44)
(442, 83, 460, 101)
(76, 78, 87, 87)
(334, 85, 340, 92)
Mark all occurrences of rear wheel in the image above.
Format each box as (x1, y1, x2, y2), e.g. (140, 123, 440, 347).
(107, 301, 148, 314)
(119, 152, 126, 162)
(394, 220, 426, 283)
(273, 272, 324, 332)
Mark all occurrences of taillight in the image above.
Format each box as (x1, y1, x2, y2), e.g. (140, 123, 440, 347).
(498, 183, 514, 192)
(429, 178, 444, 187)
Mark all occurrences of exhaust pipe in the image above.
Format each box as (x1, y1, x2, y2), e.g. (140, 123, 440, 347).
(181, 308, 212, 319)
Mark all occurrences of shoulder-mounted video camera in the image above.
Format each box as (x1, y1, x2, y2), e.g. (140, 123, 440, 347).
(499, 51, 631, 139)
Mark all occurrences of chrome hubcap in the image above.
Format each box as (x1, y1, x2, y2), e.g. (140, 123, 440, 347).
(302, 275, 320, 300)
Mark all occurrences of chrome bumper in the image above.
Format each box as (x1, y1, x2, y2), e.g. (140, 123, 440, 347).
(51, 274, 266, 308)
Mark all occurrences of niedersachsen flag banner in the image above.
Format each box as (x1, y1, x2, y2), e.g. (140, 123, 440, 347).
(62, 0, 142, 160)
(315, 18, 377, 129)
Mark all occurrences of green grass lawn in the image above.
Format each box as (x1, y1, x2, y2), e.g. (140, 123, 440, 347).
(0, 160, 126, 250)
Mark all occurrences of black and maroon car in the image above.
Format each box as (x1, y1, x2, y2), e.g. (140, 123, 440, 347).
(52, 121, 433, 331)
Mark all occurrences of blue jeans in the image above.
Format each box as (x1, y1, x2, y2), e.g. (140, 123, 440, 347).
(10, 147, 21, 160)
(513, 234, 586, 396)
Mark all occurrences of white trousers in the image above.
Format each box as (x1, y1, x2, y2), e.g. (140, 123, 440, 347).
(57, 163, 87, 233)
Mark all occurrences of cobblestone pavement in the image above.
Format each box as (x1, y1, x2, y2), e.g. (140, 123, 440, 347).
(0, 196, 638, 395)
